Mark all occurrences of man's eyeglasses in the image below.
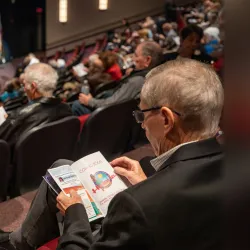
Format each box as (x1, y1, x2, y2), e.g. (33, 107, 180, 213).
(133, 106, 181, 124)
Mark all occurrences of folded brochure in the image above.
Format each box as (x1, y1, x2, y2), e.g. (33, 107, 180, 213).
(43, 152, 128, 222)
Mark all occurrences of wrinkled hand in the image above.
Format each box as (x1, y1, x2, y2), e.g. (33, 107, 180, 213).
(79, 93, 92, 106)
(56, 190, 82, 216)
(110, 157, 147, 185)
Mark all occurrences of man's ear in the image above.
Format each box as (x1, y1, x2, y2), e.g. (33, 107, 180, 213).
(146, 56, 152, 67)
(161, 107, 175, 136)
(31, 82, 37, 90)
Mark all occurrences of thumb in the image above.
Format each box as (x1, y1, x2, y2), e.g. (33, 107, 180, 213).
(69, 190, 78, 198)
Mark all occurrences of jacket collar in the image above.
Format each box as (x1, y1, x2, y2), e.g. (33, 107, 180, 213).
(158, 138, 222, 172)
(32, 97, 61, 105)
(120, 68, 151, 82)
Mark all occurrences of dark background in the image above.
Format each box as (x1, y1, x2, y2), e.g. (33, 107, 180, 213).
(0, 0, 45, 58)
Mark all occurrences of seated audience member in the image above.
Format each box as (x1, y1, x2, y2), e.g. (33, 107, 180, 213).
(138, 29, 153, 41)
(72, 41, 163, 116)
(164, 24, 214, 64)
(203, 26, 220, 55)
(161, 22, 179, 50)
(86, 58, 113, 91)
(0, 79, 20, 103)
(162, 22, 178, 39)
(141, 16, 156, 30)
(23, 53, 40, 68)
(0, 63, 72, 149)
(99, 51, 122, 81)
(199, 11, 218, 29)
(0, 59, 224, 250)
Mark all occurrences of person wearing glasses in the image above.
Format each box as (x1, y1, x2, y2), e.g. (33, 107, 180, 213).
(0, 58, 224, 250)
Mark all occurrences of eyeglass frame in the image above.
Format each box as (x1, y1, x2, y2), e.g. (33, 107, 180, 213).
(133, 106, 181, 124)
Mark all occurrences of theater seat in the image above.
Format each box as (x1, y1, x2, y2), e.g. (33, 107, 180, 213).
(77, 99, 140, 161)
(10, 117, 81, 197)
(78, 114, 90, 132)
(37, 238, 59, 250)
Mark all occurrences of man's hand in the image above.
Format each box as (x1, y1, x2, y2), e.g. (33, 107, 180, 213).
(125, 68, 134, 76)
(56, 190, 82, 216)
(79, 93, 92, 106)
(158, 34, 165, 40)
(110, 157, 147, 185)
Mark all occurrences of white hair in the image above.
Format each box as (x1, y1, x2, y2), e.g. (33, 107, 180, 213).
(141, 58, 224, 138)
(24, 63, 58, 96)
(204, 27, 220, 42)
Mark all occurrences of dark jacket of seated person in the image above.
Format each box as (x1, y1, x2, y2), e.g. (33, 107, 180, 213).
(72, 41, 163, 116)
(0, 97, 72, 149)
(0, 63, 72, 151)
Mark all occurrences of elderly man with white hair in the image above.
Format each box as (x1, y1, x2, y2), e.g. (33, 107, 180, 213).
(0, 58, 224, 250)
(0, 63, 72, 149)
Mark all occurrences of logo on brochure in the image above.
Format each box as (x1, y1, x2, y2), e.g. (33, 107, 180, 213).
(91, 171, 116, 193)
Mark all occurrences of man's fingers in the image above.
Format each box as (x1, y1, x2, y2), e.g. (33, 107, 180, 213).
(69, 190, 78, 198)
(110, 156, 135, 168)
(110, 156, 129, 165)
(56, 192, 65, 202)
(114, 167, 143, 185)
(114, 167, 132, 178)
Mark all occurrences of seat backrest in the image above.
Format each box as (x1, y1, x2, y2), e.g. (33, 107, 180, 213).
(93, 80, 119, 97)
(78, 99, 138, 161)
(4, 96, 28, 113)
(0, 140, 10, 200)
(12, 117, 80, 196)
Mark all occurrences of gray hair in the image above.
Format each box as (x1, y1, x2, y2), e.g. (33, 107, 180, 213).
(140, 41, 163, 68)
(24, 63, 58, 96)
(141, 58, 224, 138)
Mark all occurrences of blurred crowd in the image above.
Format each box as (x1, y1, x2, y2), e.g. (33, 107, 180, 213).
(0, 0, 224, 112)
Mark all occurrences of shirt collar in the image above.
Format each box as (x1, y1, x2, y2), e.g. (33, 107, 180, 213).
(150, 141, 197, 171)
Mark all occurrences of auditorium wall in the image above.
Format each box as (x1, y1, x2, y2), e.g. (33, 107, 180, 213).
(46, 0, 165, 54)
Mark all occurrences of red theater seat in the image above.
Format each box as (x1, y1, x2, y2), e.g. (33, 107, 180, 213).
(78, 114, 91, 132)
(37, 238, 59, 250)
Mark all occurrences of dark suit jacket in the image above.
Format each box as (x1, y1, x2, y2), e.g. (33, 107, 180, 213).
(58, 138, 223, 250)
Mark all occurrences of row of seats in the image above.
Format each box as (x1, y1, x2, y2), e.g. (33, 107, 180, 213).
(0, 99, 145, 200)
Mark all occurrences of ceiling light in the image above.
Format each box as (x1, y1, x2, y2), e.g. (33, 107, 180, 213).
(59, 0, 68, 23)
(99, 0, 108, 10)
